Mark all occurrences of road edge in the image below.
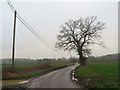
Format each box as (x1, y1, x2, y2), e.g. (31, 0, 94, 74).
(70, 64, 82, 88)
(2, 64, 74, 89)
(71, 64, 88, 89)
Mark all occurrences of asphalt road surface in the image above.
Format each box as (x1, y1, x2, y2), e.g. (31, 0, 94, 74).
(24, 64, 80, 88)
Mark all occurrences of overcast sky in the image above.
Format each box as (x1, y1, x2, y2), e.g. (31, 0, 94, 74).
(1, 1, 118, 59)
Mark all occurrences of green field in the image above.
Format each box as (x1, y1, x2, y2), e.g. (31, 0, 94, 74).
(74, 61, 119, 88)
(2, 62, 72, 69)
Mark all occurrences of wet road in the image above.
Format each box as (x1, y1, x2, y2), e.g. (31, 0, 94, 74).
(24, 64, 79, 88)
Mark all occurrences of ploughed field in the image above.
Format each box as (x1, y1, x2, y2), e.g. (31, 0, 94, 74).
(74, 61, 119, 88)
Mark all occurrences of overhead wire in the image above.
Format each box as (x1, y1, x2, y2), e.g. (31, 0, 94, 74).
(6, 0, 64, 56)
(6, 0, 55, 50)
(17, 15, 55, 50)
(7, 0, 54, 46)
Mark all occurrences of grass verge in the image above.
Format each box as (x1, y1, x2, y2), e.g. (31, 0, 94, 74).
(74, 61, 119, 89)
(2, 63, 74, 86)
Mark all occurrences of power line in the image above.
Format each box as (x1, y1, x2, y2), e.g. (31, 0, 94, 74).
(17, 15, 55, 50)
(6, 0, 64, 56)
(6, 0, 55, 50)
(6, 0, 15, 12)
(6, 0, 55, 48)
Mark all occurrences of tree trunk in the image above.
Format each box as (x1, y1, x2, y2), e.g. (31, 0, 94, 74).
(78, 47, 86, 65)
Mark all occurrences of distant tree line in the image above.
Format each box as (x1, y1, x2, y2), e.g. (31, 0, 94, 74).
(87, 53, 119, 62)
(2, 57, 78, 66)
(2, 53, 118, 66)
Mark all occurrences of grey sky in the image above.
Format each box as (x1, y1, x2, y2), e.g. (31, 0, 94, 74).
(1, 1, 118, 59)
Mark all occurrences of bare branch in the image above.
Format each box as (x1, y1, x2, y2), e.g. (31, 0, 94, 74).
(55, 16, 106, 65)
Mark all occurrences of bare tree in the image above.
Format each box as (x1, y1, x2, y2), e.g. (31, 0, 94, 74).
(55, 16, 106, 65)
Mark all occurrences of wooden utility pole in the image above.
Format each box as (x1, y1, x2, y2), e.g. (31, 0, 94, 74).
(12, 10, 17, 72)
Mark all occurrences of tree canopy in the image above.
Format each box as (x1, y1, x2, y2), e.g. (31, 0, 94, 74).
(56, 16, 106, 65)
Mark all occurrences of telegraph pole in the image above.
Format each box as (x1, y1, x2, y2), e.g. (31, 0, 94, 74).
(12, 10, 17, 72)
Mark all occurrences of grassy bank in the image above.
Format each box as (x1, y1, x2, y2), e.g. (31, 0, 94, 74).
(2, 63, 73, 80)
(2, 64, 40, 69)
(2, 63, 74, 86)
(74, 61, 119, 89)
